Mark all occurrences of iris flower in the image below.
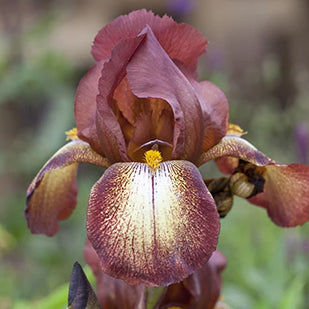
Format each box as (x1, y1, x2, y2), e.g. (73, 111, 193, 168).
(25, 9, 309, 287)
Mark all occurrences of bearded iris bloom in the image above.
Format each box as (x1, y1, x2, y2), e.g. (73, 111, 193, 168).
(25, 9, 309, 287)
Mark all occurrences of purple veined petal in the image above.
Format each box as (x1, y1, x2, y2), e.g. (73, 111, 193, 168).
(87, 160, 220, 286)
(25, 140, 111, 236)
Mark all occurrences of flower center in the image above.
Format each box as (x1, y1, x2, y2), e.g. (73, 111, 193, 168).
(144, 149, 162, 171)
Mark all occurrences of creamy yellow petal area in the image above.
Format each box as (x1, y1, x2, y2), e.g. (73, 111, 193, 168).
(87, 160, 219, 286)
(26, 140, 111, 236)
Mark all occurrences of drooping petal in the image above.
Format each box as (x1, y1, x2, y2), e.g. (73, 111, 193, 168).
(126, 26, 204, 162)
(92, 9, 207, 74)
(197, 135, 273, 167)
(95, 34, 146, 162)
(199, 134, 309, 227)
(249, 164, 309, 227)
(68, 262, 102, 309)
(154, 250, 227, 309)
(84, 239, 147, 309)
(25, 140, 110, 236)
(74, 60, 106, 156)
(87, 160, 219, 286)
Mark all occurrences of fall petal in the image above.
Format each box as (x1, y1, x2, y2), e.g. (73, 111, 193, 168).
(249, 164, 309, 227)
(74, 60, 106, 156)
(92, 9, 206, 73)
(87, 160, 219, 286)
(197, 135, 273, 167)
(96, 34, 146, 162)
(126, 26, 204, 161)
(84, 239, 146, 309)
(25, 140, 110, 236)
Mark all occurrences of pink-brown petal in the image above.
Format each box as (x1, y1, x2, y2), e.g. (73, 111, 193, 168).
(95, 34, 146, 163)
(192, 80, 229, 152)
(84, 238, 147, 309)
(92, 9, 207, 74)
(249, 163, 309, 227)
(197, 135, 273, 167)
(74, 60, 106, 156)
(87, 160, 219, 286)
(25, 140, 111, 236)
(199, 134, 309, 227)
(126, 26, 204, 162)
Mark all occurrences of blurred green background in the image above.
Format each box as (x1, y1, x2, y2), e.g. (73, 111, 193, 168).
(1, 0, 309, 308)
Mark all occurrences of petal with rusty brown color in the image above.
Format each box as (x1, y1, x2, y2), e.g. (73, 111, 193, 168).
(74, 60, 106, 156)
(25, 140, 110, 236)
(95, 34, 146, 162)
(192, 80, 229, 152)
(249, 163, 309, 227)
(199, 135, 309, 227)
(92, 9, 206, 74)
(197, 135, 273, 167)
(84, 239, 147, 309)
(87, 160, 219, 286)
(126, 26, 204, 162)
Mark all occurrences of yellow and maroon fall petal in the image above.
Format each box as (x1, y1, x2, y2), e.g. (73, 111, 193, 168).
(87, 160, 220, 286)
(249, 163, 309, 227)
(126, 26, 204, 162)
(84, 238, 147, 309)
(25, 140, 111, 236)
(92, 9, 207, 74)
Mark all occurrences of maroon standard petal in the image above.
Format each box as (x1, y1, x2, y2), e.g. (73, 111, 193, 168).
(249, 164, 309, 227)
(192, 80, 229, 152)
(92, 9, 206, 74)
(126, 26, 204, 162)
(87, 160, 219, 286)
(84, 239, 147, 309)
(25, 140, 110, 236)
(95, 34, 146, 162)
(74, 60, 106, 156)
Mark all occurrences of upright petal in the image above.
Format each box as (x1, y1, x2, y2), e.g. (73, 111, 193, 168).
(95, 34, 146, 162)
(74, 60, 106, 156)
(87, 160, 219, 286)
(92, 9, 206, 74)
(126, 26, 204, 162)
(25, 140, 110, 236)
(192, 80, 229, 152)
